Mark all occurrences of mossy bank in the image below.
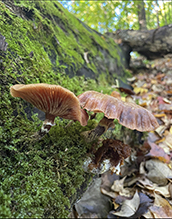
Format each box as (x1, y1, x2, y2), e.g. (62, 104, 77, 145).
(0, 0, 130, 217)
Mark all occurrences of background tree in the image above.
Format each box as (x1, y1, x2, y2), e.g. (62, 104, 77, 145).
(137, 0, 147, 30)
(61, 0, 172, 33)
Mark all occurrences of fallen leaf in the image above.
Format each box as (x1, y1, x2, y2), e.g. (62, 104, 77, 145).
(150, 79, 158, 84)
(168, 183, 172, 198)
(155, 137, 166, 144)
(101, 170, 119, 192)
(159, 103, 172, 113)
(149, 193, 172, 218)
(156, 73, 165, 80)
(155, 125, 167, 137)
(164, 131, 172, 149)
(100, 187, 118, 199)
(118, 87, 135, 95)
(146, 142, 171, 163)
(145, 159, 172, 186)
(130, 192, 153, 218)
(134, 87, 148, 95)
(163, 98, 171, 104)
(147, 132, 160, 143)
(112, 190, 140, 217)
(170, 126, 172, 134)
(111, 176, 134, 197)
(152, 84, 164, 93)
(74, 178, 112, 218)
(142, 209, 154, 218)
(127, 76, 136, 82)
(154, 113, 166, 118)
(154, 184, 171, 198)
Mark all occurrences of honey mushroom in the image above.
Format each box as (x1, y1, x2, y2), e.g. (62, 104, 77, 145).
(10, 83, 89, 139)
(78, 91, 159, 142)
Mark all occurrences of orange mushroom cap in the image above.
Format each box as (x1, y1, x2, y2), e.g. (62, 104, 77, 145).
(10, 83, 88, 126)
(78, 91, 159, 132)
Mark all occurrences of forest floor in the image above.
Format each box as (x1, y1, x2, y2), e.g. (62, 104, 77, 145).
(69, 54, 172, 218)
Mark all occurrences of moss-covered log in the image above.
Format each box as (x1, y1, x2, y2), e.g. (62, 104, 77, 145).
(107, 24, 172, 60)
(0, 0, 129, 217)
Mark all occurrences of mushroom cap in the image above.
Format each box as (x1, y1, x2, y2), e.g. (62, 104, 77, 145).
(10, 83, 88, 126)
(78, 91, 159, 131)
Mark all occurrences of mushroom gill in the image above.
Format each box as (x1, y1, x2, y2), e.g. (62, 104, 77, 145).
(10, 83, 88, 139)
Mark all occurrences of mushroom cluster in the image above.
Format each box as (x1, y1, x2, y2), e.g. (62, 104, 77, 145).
(10, 83, 88, 139)
(78, 91, 159, 142)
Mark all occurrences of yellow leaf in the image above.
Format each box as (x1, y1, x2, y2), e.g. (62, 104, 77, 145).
(121, 97, 126, 101)
(134, 87, 148, 95)
(155, 137, 166, 144)
(139, 102, 147, 107)
(142, 83, 148, 88)
(154, 114, 166, 118)
(151, 79, 157, 84)
(170, 126, 172, 134)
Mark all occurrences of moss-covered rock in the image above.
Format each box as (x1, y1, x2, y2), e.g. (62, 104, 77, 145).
(0, 0, 130, 217)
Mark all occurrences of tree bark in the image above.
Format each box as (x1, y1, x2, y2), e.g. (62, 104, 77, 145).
(106, 24, 172, 60)
(137, 0, 147, 30)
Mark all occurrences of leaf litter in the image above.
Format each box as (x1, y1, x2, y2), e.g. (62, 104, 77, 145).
(70, 55, 172, 218)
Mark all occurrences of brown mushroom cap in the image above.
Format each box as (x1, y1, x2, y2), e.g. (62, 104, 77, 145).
(78, 91, 159, 131)
(10, 83, 88, 126)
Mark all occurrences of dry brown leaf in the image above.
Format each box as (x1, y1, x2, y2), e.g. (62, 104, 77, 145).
(147, 132, 161, 143)
(118, 87, 135, 95)
(149, 193, 172, 218)
(146, 142, 171, 163)
(100, 188, 118, 199)
(168, 183, 172, 198)
(156, 73, 165, 80)
(164, 131, 172, 149)
(101, 170, 119, 192)
(143, 209, 154, 218)
(111, 176, 135, 197)
(155, 125, 167, 137)
(112, 190, 140, 217)
(159, 103, 172, 113)
(154, 184, 170, 198)
(145, 159, 172, 186)
(152, 84, 164, 93)
(158, 142, 171, 155)
(137, 176, 154, 190)
(74, 178, 112, 218)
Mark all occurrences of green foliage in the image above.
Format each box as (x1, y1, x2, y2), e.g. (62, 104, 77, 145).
(68, 0, 172, 32)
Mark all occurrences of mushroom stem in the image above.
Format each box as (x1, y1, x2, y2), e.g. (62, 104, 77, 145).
(32, 114, 56, 140)
(81, 116, 115, 142)
(37, 119, 55, 139)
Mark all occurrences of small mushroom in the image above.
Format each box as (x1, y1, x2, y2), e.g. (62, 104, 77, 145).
(78, 91, 159, 142)
(10, 83, 89, 139)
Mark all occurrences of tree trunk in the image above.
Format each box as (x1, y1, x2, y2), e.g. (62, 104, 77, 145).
(155, 0, 160, 28)
(106, 24, 172, 60)
(137, 0, 147, 30)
